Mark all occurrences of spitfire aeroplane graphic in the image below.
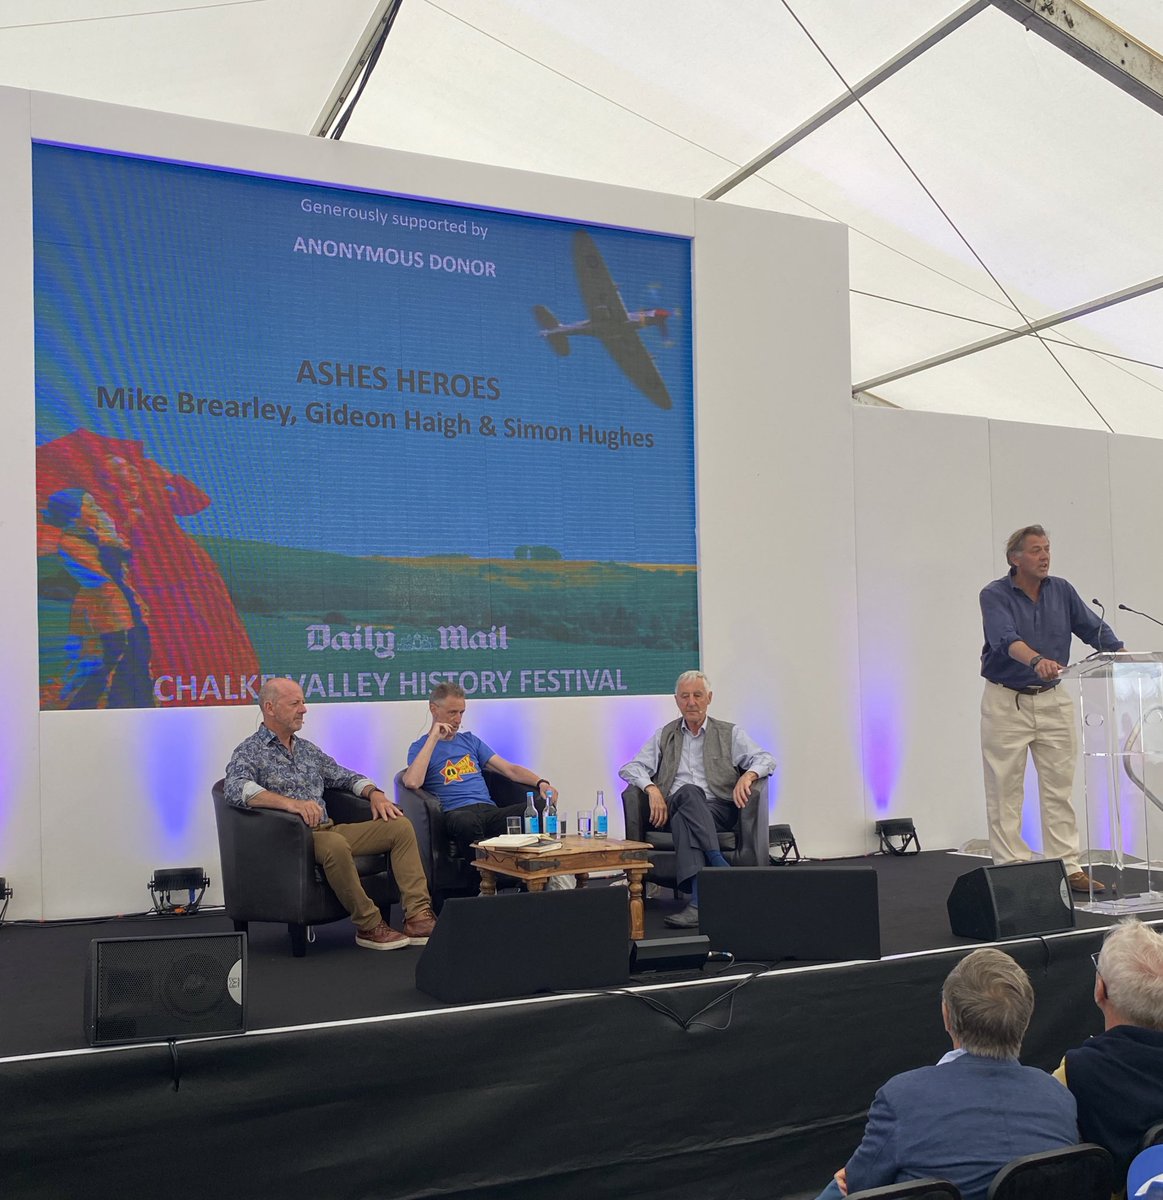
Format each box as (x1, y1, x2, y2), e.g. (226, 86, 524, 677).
(533, 229, 674, 410)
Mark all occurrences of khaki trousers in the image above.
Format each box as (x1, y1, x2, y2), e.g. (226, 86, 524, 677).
(980, 681, 1080, 873)
(312, 816, 431, 932)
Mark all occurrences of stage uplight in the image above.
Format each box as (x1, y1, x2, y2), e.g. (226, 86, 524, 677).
(148, 867, 210, 915)
(768, 823, 801, 864)
(875, 818, 920, 856)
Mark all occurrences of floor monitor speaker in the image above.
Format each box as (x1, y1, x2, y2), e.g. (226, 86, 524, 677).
(697, 867, 881, 962)
(946, 860, 1075, 940)
(416, 886, 629, 1003)
(85, 931, 246, 1045)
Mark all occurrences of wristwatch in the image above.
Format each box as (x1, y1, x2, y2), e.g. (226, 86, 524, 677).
(1029, 655, 1044, 669)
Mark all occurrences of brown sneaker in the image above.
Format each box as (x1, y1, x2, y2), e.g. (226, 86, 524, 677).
(355, 920, 409, 951)
(403, 908, 437, 945)
(1066, 870, 1105, 894)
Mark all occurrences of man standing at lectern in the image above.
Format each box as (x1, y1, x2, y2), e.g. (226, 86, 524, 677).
(618, 669, 776, 928)
(979, 524, 1122, 893)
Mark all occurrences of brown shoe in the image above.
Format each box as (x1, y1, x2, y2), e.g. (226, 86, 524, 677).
(403, 908, 437, 945)
(1067, 870, 1105, 894)
(355, 920, 409, 951)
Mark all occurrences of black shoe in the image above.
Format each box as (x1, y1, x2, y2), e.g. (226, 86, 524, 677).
(664, 903, 700, 929)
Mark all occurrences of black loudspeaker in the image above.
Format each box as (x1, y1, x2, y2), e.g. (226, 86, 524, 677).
(415, 887, 630, 1003)
(946, 860, 1075, 940)
(85, 932, 247, 1045)
(697, 867, 881, 962)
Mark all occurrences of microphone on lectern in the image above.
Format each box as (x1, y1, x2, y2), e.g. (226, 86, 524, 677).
(1118, 603, 1163, 630)
(1091, 598, 1106, 627)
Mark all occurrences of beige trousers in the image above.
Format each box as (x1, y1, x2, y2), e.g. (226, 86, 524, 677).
(980, 681, 1081, 873)
(312, 817, 431, 932)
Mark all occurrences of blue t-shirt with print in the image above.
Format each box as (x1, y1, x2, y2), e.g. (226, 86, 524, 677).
(406, 730, 496, 812)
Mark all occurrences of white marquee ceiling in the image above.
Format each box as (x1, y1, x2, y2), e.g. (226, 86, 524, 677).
(3, 0, 1162, 435)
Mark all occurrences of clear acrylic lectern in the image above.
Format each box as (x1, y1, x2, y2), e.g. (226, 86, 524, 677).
(1064, 651, 1163, 914)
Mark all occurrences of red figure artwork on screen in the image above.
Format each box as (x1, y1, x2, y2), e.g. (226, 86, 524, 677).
(36, 429, 259, 709)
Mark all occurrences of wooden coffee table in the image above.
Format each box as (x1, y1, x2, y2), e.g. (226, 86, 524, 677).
(471, 835, 653, 940)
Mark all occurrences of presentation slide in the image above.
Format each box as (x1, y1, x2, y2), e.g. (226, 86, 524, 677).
(32, 144, 697, 709)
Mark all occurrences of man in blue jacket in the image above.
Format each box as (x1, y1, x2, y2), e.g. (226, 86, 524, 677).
(815, 948, 1078, 1200)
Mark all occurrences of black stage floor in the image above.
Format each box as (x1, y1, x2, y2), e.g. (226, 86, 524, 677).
(0, 849, 1123, 1058)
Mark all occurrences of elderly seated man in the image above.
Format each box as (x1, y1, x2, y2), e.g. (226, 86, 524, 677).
(618, 669, 775, 928)
(815, 948, 1078, 1200)
(1054, 918, 1163, 1181)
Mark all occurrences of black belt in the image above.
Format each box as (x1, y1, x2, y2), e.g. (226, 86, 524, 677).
(1000, 683, 1057, 695)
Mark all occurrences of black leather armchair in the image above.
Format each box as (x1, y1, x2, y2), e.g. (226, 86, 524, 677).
(393, 768, 533, 905)
(211, 779, 398, 956)
(620, 777, 770, 893)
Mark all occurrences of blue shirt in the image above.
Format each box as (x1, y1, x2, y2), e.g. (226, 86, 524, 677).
(406, 730, 497, 812)
(224, 726, 374, 822)
(979, 571, 1122, 689)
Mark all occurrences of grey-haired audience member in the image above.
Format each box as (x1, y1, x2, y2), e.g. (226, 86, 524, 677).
(1054, 918, 1163, 1180)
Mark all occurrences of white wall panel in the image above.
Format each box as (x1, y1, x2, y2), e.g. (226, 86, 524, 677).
(1105, 434, 1163, 865)
(28, 91, 695, 240)
(1109, 435, 1163, 640)
(693, 199, 860, 856)
(853, 408, 994, 851)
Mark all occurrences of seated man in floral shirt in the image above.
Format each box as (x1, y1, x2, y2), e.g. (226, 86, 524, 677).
(225, 677, 435, 950)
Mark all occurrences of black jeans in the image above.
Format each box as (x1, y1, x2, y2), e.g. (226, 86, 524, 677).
(443, 801, 529, 868)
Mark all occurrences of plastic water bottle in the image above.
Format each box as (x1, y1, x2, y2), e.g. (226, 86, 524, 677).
(594, 789, 608, 839)
(523, 791, 539, 835)
(544, 790, 558, 837)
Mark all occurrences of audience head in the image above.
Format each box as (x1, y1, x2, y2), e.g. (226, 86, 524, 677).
(1094, 918, 1163, 1031)
(941, 948, 1034, 1059)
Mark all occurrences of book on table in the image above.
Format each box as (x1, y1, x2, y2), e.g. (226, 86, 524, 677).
(478, 834, 564, 853)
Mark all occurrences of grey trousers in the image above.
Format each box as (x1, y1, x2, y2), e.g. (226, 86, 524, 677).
(667, 783, 738, 887)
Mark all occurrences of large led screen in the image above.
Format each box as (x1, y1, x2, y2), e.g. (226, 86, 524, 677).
(32, 144, 697, 709)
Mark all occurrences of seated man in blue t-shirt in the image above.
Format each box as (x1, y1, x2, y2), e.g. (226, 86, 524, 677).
(402, 680, 556, 863)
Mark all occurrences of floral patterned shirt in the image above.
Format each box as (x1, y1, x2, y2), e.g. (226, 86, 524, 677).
(224, 726, 374, 822)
